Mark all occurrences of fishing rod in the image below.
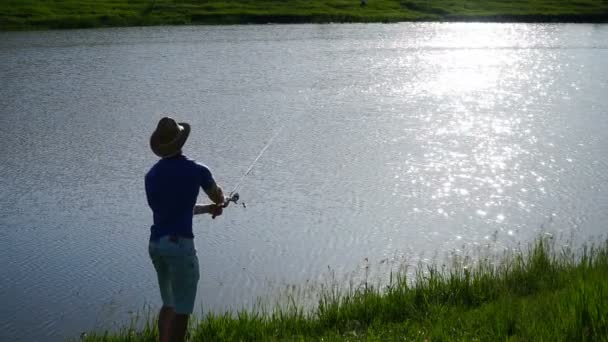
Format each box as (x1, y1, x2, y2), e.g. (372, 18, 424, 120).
(216, 125, 285, 212)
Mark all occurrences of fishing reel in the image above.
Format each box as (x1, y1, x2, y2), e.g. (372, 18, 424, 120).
(222, 192, 241, 208)
(212, 193, 243, 219)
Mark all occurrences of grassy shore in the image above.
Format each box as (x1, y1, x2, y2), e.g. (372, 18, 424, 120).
(80, 238, 608, 341)
(1, 0, 608, 31)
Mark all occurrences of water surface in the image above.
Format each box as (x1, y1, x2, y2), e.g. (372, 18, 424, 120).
(1, 23, 607, 341)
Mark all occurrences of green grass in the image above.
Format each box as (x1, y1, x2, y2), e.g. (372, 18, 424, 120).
(80, 238, 608, 341)
(1, 0, 607, 30)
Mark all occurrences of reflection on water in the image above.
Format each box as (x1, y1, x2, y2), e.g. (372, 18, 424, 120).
(1, 23, 607, 341)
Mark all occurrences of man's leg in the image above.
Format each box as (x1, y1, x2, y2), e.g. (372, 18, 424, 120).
(150, 242, 176, 342)
(171, 314, 190, 342)
(171, 252, 200, 342)
(158, 305, 175, 342)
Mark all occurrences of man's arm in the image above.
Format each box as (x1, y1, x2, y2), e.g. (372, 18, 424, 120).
(193, 183, 225, 217)
(196, 165, 224, 217)
(193, 204, 218, 215)
(204, 183, 224, 205)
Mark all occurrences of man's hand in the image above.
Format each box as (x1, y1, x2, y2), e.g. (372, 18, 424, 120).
(193, 203, 224, 218)
(210, 204, 223, 219)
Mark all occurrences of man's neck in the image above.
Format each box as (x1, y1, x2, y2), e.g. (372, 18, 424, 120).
(163, 152, 183, 160)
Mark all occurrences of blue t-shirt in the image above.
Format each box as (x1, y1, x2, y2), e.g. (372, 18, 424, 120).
(145, 154, 215, 241)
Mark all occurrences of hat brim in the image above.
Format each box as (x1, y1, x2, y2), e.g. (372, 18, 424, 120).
(150, 122, 191, 158)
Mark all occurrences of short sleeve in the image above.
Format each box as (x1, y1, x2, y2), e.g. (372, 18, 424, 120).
(198, 163, 216, 192)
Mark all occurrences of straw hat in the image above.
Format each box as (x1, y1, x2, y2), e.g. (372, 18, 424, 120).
(150, 117, 191, 158)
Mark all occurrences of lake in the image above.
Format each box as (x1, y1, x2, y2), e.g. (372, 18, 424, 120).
(1, 23, 607, 341)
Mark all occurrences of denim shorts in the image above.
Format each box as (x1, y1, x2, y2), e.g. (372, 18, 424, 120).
(149, 236, 200, 314)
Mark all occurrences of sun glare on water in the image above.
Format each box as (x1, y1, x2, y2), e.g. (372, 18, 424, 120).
(395, 24, 545, 239)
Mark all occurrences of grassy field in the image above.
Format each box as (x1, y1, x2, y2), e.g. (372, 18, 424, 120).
(1, 0, 608, 30)
(80, 238, 608, 341)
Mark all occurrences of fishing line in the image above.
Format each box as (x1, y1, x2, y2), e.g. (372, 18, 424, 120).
(221, 123, 286, 209)
(230, 124, 285, 195)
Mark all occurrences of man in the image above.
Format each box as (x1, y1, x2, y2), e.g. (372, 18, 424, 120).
(145, 117, 225, 342)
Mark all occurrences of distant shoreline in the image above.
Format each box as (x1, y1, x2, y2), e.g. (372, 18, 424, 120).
(2, 15, 608, 32)
(2, 0, 607, 31)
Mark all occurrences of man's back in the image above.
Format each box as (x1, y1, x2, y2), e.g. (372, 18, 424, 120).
(145, 154, 214, 240)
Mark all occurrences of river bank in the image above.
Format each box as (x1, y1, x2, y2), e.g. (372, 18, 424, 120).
(80, 238, 608, 341)
(2, 0, 607, 30)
